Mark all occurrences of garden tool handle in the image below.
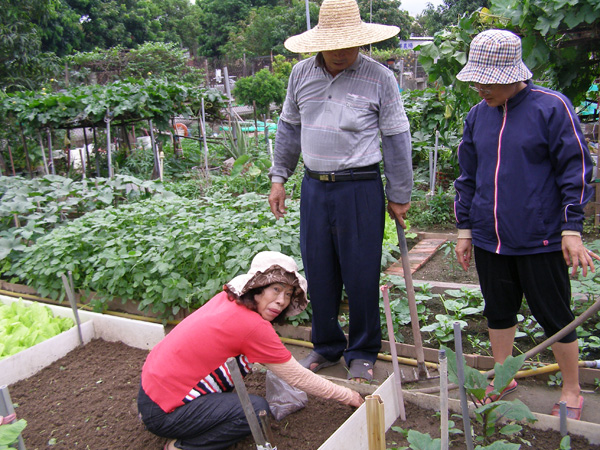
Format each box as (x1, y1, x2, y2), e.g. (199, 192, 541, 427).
(395, 220, 428, 379)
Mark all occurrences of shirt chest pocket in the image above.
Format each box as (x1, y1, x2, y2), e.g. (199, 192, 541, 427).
(338, 94, 377, 132)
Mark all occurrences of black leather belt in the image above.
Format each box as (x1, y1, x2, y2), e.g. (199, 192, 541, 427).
(305, 164, 380, 182)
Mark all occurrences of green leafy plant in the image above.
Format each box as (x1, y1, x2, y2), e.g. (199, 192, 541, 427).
(0, 300, 74, 358)
(559, 435, 572, 450)
(444, 347, 537, 446)
(421, 291, 483, 344)
(6, 192, 302, 320)
(0, 174, 166, 271)
(0, 418, 27, 449)
(548, 372, 563, 388)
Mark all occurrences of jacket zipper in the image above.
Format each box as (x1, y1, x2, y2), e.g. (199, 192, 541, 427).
(494, 104, 508, 253)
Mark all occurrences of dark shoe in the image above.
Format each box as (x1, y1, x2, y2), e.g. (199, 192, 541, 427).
(346, 359, 374, 382)
(299, 351, 340, 373)
(551, 396, 584, 421)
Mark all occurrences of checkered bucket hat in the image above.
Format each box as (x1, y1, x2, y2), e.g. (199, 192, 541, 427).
(456, 29, 532, 84)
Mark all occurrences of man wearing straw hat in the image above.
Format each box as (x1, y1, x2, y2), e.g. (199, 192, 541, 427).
(268, 0, 413, 382)
(454, 29, 597, 419)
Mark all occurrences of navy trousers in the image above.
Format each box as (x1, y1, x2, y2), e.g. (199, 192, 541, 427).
(137, 385, 269, 450)
(300, 171, 385, 365)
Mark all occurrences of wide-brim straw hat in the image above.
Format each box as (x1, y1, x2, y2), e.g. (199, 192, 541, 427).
(226, 251, 308, 317)
(284, 0, 400, 53)
(456, 29, 532, 84)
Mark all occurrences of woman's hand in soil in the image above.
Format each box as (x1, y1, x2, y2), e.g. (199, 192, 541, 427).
(562, 234, 598, 277)
(347, 390, 364, 407)
(455, 238, 472, 271)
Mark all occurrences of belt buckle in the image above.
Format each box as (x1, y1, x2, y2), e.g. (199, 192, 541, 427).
(319, 173, 335, 182)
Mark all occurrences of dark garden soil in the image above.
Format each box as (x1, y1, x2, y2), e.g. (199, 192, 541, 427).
(9, 339, 600, 450)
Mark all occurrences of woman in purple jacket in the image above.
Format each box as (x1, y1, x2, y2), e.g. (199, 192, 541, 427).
(453, 29, 598, 420)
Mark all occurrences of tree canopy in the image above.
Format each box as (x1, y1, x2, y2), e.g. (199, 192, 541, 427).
(419, 0, 600, 105)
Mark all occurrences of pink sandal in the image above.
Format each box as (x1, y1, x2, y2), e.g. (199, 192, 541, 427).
(0, 413, 17, 425)
(551, 396, 584, 421)
(478, 379, 518, 405)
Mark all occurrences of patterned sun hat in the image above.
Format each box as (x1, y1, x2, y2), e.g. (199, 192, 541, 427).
(226, 251, 308, 317)
(456, 29, 533, 84)
(284, 0, 399, 53)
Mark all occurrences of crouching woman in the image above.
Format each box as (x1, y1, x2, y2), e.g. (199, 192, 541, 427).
(138, 251, 363, 450)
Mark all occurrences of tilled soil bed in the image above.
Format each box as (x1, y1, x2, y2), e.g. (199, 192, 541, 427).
(8, 339, 599, 450)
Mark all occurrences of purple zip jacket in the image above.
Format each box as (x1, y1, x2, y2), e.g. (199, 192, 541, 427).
(454, 81, 593, 255)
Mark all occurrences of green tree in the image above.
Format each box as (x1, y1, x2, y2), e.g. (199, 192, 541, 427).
(0, 0, 61, 92)
(197, 0, 257, 57)
(419, 0, 489, 36)
(272, 54, 297, 87)
(233, 68, 285, 117)
(419, 1, 600, 105)
(491, 0, 600, 105)
(222, 0, 319, 58)
(358, 0, 413, 46)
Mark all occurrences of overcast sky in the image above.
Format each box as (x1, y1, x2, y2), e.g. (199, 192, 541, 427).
(400, 0, 445, 17)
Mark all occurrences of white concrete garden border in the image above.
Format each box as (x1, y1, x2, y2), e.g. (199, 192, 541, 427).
(0, 294, 165, 386)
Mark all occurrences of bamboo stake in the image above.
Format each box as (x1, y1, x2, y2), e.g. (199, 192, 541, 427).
(439, 349, 449, 450)
(19, 124, 33, 178)
(105, 111, 113, 177)
(201, 99, 210, 176)
(47, 128, 55, 175)
(92, 126, 100, 177)
(365, 395, 385, 450)
(83, 127, 91, 176)
(253, 100, 259, 145)
(7, 141, 16, 176)
(38, 132, 49, 175)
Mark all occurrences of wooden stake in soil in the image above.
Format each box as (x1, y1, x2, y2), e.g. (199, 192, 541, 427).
(380, 284, 406, 421)
(439, 349, 449, 450)
(225, 358, 274, 450)
(365, 395, 385, 450)
(60, 272, 83, 346)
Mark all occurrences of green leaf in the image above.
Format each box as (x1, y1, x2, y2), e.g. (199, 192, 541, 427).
(0, 419, 27, 445)
(406, 429, 442, 450)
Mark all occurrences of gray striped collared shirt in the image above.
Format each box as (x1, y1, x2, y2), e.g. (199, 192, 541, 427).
(270, 52, 412, 203)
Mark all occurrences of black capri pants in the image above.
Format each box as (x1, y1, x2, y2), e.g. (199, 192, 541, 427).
(474, 247, 577, 343)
